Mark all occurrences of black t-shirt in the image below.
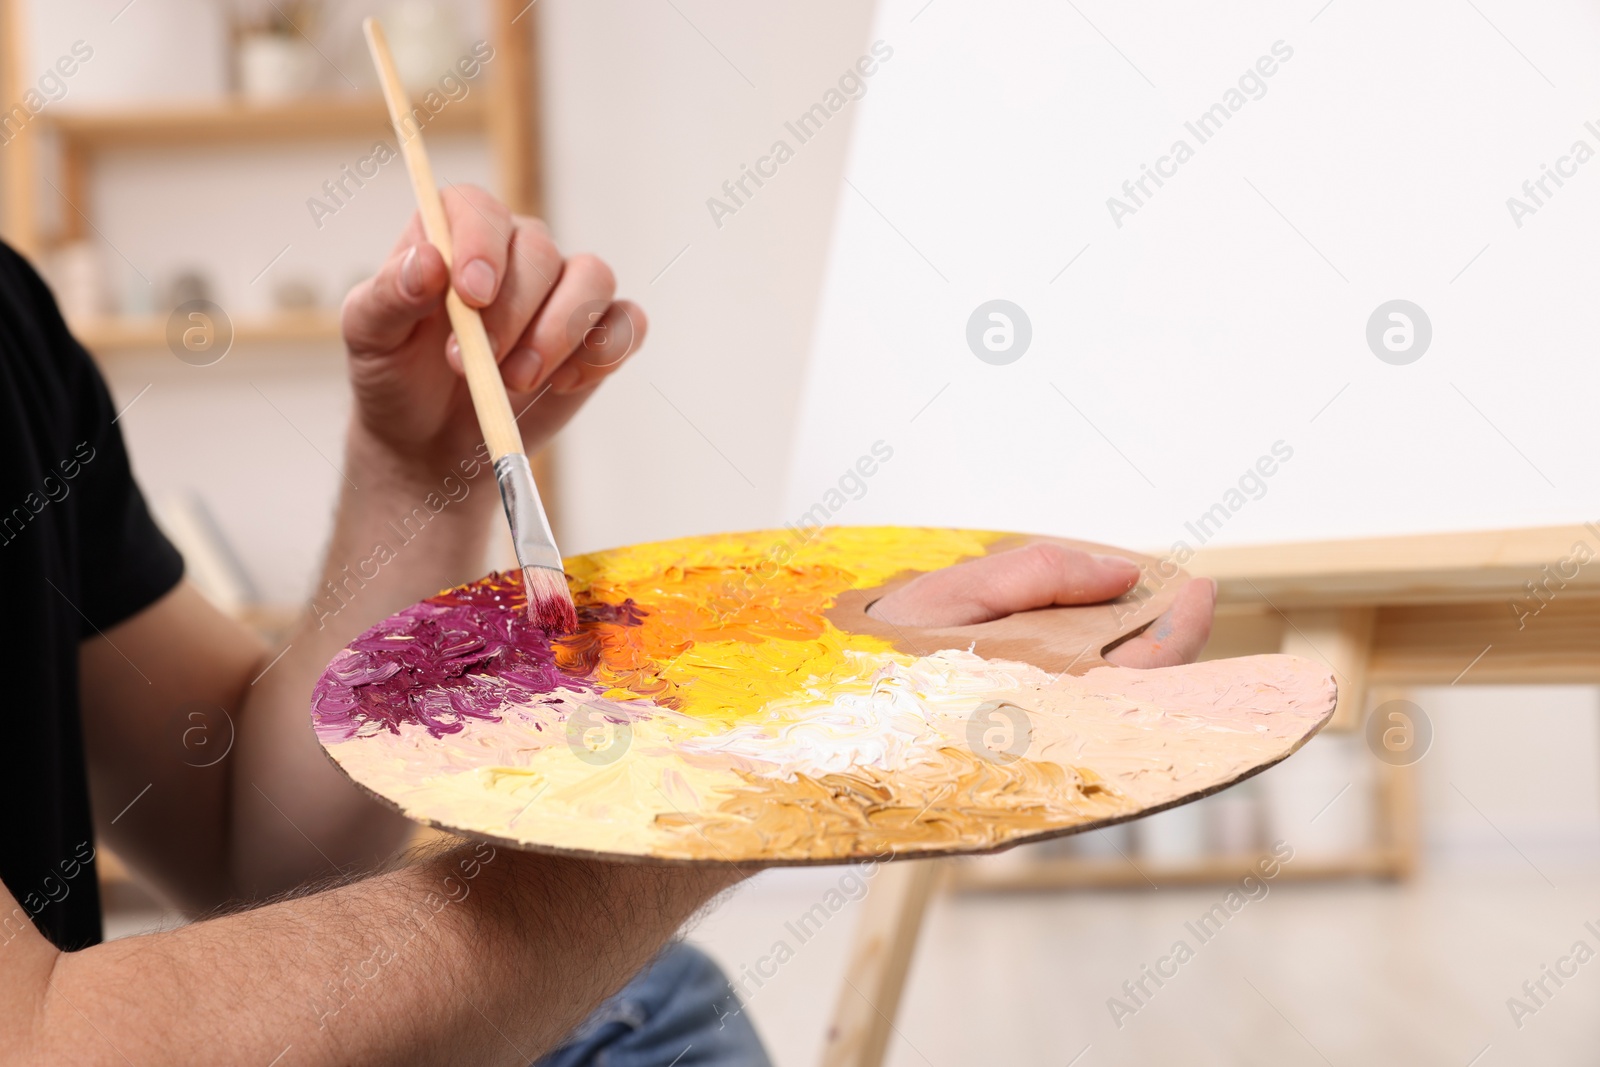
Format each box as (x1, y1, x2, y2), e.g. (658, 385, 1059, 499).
(0, 242, 184, 950)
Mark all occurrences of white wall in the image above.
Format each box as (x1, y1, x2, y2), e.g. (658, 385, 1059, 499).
(537, 0, 880, 552)
(1415, 685, 1600, 861)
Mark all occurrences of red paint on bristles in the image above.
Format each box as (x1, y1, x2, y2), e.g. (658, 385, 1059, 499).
(523, 566, 578, 634)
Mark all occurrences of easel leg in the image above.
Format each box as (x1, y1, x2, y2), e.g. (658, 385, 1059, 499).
(818, 859, 940, 1067)
(1279, 607, 1375, 731)
(1368, 685, 1422, 880)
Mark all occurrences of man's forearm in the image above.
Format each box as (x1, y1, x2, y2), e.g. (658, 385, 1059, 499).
(231, 428, 503, 897)
(32, 846, 738, 1066)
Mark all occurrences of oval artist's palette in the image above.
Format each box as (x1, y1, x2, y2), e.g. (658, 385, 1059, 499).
(311, 527, 1336, 865)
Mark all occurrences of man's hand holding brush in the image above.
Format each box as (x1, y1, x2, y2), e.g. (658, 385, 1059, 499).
(340, 183, 643, 512)
(229, 187, 645, 898)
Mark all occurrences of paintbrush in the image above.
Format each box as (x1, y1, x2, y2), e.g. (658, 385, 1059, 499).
(363, 17, 577, 633)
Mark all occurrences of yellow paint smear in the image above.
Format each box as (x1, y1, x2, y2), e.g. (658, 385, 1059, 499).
(559, 526, 1003, 724)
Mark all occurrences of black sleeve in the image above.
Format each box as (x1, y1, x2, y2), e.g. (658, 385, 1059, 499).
(8, 246, 185, 632)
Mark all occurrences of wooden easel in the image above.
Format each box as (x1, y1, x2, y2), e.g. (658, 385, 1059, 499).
(819, 522, 1600, 1065)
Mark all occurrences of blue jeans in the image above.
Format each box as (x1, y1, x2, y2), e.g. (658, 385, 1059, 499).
(534, 942, 771, 1067)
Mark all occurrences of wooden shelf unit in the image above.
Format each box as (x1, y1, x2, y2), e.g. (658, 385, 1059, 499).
(0, 0, 545, 356)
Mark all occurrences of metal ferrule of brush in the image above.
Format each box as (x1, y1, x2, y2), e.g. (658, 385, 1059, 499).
(493, 454, 564, 573)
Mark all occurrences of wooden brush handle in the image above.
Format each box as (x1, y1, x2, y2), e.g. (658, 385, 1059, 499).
(363, 17, 524, 464)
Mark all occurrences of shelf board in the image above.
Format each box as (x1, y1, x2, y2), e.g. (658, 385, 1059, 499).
(948, 848, 1403, 892)
(40, 92, 488, 150)
(72, 311, 342, 353)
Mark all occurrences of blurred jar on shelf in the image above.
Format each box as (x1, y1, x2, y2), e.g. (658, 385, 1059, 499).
(1132, 803, 1206, 863)
(46, 240, 107, 325)
(1203, 780, 1263, 857)
(234, 0, 323, 101)
(384, 0, 468, 92)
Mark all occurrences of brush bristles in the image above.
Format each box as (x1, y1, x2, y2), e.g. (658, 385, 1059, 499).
(523, 565, 578, 633)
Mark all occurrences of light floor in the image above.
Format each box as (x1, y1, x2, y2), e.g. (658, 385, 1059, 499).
(107, 857, 1600, 1066)
(687, 857, 1600, 1067)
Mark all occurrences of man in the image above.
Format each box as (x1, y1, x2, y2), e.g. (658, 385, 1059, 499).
(0, 185, 1215, 1064)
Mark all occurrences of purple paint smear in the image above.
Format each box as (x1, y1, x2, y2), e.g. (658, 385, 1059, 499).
(311, 573, 646, 742)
